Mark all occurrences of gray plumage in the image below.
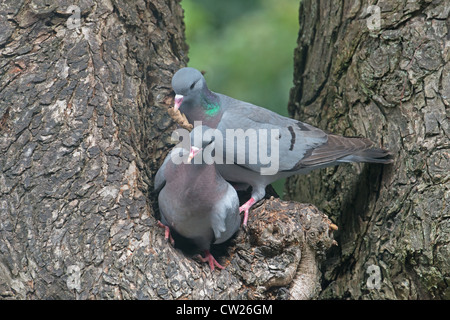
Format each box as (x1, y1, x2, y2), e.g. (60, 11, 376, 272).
(171, 67, 393, 224)
(155, 125, 240, 270)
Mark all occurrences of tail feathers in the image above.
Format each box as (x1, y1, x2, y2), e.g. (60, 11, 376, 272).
(295, 135, 394, 170)
(339, 147, 394, 164)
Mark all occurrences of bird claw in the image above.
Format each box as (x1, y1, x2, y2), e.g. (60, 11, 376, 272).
(239, 197, 256, 226)
(157, 221, 175, 246)
(197, 250, 224, 271)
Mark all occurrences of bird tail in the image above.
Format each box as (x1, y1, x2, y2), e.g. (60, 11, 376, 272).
(338, 146, 394, 164)
(294, 135, 394, 170)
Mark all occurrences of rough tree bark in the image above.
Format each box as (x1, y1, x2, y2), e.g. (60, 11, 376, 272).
(0, 0, 336, 299)
(287, 0, 449, 299)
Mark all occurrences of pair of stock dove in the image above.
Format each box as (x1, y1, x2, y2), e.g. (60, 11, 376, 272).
(155, 67, 392, 270)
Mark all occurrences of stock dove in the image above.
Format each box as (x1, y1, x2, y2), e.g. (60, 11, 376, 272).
(155, 125, 241, 270)
(171, 67, 393, 225)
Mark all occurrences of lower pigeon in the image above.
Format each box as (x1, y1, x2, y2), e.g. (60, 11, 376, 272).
(155, 126, 241, 270)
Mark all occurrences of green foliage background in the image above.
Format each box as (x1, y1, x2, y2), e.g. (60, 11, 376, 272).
(181, 0, 300, 197)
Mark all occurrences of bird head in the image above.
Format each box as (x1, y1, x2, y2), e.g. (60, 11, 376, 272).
(171, 67, 206, 111)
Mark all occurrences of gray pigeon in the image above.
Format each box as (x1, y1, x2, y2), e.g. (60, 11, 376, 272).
(171, 67, 393, 225)
(155, 125, 241, 270)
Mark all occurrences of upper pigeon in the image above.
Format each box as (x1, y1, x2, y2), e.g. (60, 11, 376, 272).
(171, 67, 393, 225)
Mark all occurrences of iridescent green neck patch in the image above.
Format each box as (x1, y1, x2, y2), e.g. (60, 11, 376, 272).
(205, 103, 220, 117)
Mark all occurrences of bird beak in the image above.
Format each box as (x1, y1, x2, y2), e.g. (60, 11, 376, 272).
(174, 94, 184, 111)
(187, 146, 201, 163)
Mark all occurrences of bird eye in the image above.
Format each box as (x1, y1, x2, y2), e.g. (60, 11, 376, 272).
(189, 79, 200, 90)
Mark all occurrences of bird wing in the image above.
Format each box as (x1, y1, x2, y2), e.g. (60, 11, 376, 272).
(211, 182, 240, 244)
(217, 95, 328, 173)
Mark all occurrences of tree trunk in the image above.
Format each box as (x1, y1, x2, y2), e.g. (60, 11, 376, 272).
(287, 0, 449, 299)
(0, 0, 336, 299)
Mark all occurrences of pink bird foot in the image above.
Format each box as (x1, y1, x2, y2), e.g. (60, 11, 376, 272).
(239, 197, 256, 226)
(157, 221, 174, 246)
(198, 250, 224, 271)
